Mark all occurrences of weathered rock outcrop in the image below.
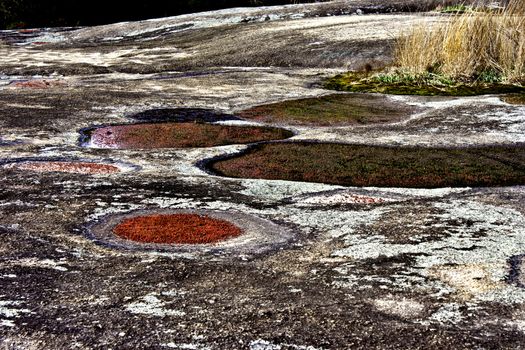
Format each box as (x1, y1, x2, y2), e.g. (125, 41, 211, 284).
(1, 1, 525, 349)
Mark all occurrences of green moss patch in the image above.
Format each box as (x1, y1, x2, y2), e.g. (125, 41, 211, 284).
(439, 4, 470, 14)
(209, 142, 525, 188)
(325, 72, 525, 96)
(239, 94, 416, 126)
(84, 122, 293, 149)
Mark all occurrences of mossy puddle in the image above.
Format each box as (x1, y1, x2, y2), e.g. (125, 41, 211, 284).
(81, 122, 293, 149)
(208, 142, 525, 188)
(239, 93, 417, 126)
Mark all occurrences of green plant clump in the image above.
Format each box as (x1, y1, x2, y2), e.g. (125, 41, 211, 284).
(326, 0, 525, 96)
(440, 4, 471, 14)
(324, 72, 525, 96)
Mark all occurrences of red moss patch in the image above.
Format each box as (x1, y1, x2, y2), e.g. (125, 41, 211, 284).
(113, 214, 243, 244)
(87, 122, 292, 149)
(11, 79, 65, 89)
(2, 161, 121, 174)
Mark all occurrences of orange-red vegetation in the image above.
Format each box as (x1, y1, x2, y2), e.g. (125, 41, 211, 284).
(345, 195, 385, 204)
(11, 79, 64, 89)
(87, 122, 292, 149)
(113, 214, 243, 244)
(2, 161, 121, 174)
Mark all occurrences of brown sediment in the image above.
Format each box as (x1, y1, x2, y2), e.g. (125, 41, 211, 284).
(113, 213, 243, 244)
(86, 122, 292, 149)
(210, 142, 525, 188)
(239, 93, 416, 126)
(2, 161, 121, 174)
(502, 94, 525, 105)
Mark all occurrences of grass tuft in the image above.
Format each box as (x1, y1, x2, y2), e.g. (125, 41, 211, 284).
(396, 0, 525, 84)
(325, 0, 525, 95)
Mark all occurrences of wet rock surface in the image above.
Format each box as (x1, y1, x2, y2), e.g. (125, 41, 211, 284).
(128, 108, 241, 123)
(1, 1, 525, 349)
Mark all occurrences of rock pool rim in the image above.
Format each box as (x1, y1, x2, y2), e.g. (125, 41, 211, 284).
(78, 121, 295, 149)
(0, 157, 140, 174)
(84, 209, 297, 258)
(201, 141, 525, 189)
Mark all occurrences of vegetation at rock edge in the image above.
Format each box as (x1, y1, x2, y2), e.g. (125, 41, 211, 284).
(326, 0, 525, 96)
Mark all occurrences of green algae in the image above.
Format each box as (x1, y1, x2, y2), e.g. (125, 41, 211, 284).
(325, 72, 525, 96)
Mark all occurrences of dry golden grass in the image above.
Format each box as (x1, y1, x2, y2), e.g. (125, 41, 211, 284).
(395, 0, 525, 83)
